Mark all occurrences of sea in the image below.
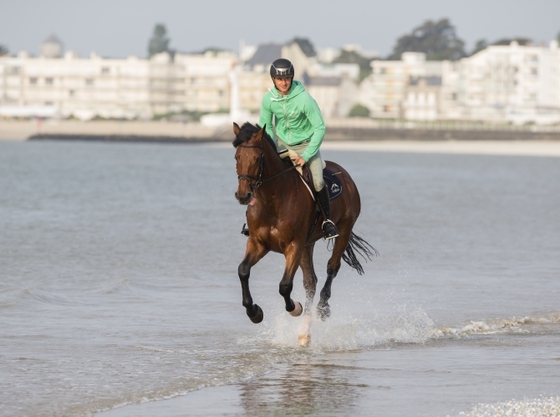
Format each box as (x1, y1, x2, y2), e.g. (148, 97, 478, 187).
(1, 139, 559, 417)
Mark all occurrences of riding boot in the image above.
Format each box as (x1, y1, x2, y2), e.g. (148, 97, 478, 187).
(241, 223, 249, 237)
(317, 187, 339, 240)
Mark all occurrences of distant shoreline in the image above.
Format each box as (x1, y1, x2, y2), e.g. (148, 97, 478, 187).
(2, 119, 560, 141)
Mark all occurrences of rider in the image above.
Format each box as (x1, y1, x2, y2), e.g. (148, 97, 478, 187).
(241, 58, 339, 240)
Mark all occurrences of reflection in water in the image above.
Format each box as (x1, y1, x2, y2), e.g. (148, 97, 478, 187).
(240, 359, 368, 416)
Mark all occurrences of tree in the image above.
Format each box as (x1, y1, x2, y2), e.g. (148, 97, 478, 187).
(289, 37, 316, 57)
(470, 39, 488, 56)
(348, 104, 370, 118)
(333, 49, 374, 83)
(148, 23, 170, 58)
(0, 44, 8, 57)
(388, 18, 466, 61)
(491, 37, 532, 46)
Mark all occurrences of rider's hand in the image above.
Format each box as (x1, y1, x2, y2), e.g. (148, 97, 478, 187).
(291, 155, 305, 167)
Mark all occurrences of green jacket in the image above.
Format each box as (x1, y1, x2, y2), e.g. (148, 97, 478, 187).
(258, 80, 326, 162)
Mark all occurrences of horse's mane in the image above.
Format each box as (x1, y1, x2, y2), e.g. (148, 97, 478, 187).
(233, 122, 292, 167)
(232, 122, 276, 149)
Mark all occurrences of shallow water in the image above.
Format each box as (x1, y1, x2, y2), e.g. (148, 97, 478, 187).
(1, 140, 559, 417)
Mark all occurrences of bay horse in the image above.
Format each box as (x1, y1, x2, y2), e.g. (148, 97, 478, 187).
(233, 122, 376, 345)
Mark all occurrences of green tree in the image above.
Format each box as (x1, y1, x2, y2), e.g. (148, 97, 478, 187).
(148, 23, 170, 58)
(348, 103, 370, 118)
(333, 49, 374, 82)
(0, 44, 8, 57)
(470, 39, 488, 56)
(491, 37, 532, 46)
(388, 18, 466, 61)
(289, 37, 316, 57)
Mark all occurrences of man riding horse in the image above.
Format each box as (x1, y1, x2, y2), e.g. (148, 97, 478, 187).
(241, 58, 339, 240)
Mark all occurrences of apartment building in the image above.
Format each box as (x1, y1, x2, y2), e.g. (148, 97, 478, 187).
(359, 52, 443, 119)
(442, 40, 560, 124)
(0, 40, 237, 120)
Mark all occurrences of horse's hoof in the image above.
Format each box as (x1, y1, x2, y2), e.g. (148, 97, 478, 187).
(298, 333, 311, 347)
(289, 301, 303, 317)
(248, 304, 263, 324)
(317, 304, 331, 321)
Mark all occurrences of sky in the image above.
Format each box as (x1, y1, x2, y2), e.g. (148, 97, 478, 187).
(1, 0, 560, 59)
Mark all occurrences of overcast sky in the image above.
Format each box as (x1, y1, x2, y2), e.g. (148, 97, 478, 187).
(1, 0, 559, 59)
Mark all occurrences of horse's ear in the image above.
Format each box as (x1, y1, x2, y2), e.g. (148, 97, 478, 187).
(233, 122, 240, 136)
(256, 126, 265, 141)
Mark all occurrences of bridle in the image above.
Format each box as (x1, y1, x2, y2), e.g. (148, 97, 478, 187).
(236, 143, 296, 192)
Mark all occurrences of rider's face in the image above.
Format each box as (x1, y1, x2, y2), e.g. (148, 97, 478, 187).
(273, 77, 293, 95)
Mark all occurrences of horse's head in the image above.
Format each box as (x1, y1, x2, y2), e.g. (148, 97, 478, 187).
(232, 122, 265, 205)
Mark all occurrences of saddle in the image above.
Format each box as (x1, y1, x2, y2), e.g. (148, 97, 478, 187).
(279, 150, 343, 200)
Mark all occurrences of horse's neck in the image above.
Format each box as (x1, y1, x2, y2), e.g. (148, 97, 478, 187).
(257, 149, 298, 207)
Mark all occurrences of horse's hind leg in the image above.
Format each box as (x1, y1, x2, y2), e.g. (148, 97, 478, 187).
(317, 227, 352, 321)
(238, 241, 268, 324)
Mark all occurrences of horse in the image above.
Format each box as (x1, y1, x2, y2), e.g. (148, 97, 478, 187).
(232, 122, 377, 345)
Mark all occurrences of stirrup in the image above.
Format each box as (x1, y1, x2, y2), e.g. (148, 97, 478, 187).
(240, 223, 249, 237)
(322, 220, 339, 240)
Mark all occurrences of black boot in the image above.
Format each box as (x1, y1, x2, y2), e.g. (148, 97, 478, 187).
(317, 187, 339, 240)
(241, 223, 249, 237)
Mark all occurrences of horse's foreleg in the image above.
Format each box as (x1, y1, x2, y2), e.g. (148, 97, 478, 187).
(298, 243, 317, 346)
(299, 243, 317, 316)
(238, 241, 268, 324)
(279, 245, 303, 317)
(317, 229, 351, 321)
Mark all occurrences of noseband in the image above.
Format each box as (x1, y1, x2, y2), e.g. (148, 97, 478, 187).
(236, 143, 296, 191)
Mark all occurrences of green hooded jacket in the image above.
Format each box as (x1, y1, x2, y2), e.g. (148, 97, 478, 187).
(258, 80, 326, 162)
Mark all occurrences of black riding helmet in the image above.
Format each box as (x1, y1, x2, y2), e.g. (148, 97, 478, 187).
(270, 58, 294, 79)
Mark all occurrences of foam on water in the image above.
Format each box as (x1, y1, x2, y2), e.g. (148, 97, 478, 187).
(433, 313, 560, 338)
(453, 396, 560, 417)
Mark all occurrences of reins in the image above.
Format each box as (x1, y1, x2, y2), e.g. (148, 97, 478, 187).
(237, 144, 297, 191)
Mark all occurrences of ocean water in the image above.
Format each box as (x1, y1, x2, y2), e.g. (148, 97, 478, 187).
(1, 139, 559, 417)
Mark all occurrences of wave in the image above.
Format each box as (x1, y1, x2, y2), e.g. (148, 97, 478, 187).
(433, 313, 560, 338)
(452, 396, 560, 417)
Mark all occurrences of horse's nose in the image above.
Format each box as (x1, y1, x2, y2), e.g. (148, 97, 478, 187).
(235, 191, 252, 205)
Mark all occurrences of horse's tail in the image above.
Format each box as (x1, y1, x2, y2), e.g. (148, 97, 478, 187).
(342, 232, 379, 275)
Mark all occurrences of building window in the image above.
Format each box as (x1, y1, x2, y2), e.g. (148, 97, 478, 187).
(85, 78, 94, 86)
(101, 67, 110, 74)
(69, 90, 75, 97)
(29, 77, 38, 84)
(46, 77, 54, 85)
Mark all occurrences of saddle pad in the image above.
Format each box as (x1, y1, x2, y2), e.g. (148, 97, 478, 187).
(323, 168, 343, 200)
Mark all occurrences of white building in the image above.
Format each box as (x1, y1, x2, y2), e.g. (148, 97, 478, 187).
(0, 43, 238, 120)
(360, 52, 442, 119)
(442, 40, 560, 124)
